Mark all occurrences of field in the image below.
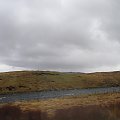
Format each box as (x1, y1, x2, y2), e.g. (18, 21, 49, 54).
(0, 71, 120, 94)
(0, 93, 120, 120)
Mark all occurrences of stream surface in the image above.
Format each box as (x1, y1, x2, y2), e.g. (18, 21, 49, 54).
(0, 86, 120, 103)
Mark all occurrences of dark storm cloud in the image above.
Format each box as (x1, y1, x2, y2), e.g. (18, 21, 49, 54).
(0, 0, 120, 72)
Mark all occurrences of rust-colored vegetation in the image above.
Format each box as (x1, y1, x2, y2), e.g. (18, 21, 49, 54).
(53, 102, 120, 120)
(0, 102, 120, 120)
(0, 105, 48, 120)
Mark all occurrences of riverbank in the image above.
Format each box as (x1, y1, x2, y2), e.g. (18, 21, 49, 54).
(13, 92, 120, 114)
(0, 71, 120, 94)
(0, 93, 120, 119)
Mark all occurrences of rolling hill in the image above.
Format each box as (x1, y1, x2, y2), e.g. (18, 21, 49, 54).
(0, 71, 120, 94)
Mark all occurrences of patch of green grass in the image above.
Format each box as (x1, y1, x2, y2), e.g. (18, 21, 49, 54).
(0, 71, 120, 94)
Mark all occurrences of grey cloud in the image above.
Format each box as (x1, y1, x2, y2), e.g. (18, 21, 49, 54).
(0, 0, 120, 72)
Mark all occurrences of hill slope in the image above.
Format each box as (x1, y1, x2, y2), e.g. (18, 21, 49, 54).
(0, 71, 120, 94)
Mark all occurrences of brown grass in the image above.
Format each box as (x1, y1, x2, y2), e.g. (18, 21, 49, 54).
(10, 93, 120, 114)
(53, 102, 120, 120)
(0, 105, 48, 120)
(0, 101, 120, 120)
(0, 71, 120, 94)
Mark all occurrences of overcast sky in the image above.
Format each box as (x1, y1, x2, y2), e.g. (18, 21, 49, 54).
(0, 0, 120, 72)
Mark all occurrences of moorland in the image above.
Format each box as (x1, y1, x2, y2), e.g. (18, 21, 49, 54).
(0, 71, 120, 94)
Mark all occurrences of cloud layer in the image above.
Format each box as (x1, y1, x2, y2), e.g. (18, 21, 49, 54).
(0, 0, 120, 72)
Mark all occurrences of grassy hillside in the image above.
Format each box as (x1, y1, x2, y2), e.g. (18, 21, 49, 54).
(0, 71, 120, 94)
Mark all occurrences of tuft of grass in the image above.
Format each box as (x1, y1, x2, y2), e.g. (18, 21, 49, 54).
(0, 71, 120, 94)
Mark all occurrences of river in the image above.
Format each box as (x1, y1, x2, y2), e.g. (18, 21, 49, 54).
(0, 86, 120, 103)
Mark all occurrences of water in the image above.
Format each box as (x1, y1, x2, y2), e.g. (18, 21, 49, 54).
(0, 87, 120, 103)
